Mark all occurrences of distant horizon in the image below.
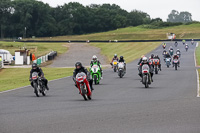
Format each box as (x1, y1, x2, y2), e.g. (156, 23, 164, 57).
(38, 0, 200, 22)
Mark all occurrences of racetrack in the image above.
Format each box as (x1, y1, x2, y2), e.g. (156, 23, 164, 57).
(0, 42, 199, 133)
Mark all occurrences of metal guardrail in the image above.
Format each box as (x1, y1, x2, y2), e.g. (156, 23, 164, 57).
(15, 39, 200, 43)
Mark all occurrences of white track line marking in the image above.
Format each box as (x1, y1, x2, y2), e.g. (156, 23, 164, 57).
(196, 69, 200, 97)
(195, 42, 199, 97)
(0, 76, 71, 94)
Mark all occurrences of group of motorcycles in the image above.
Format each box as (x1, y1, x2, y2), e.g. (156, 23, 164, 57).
(31, 40, 195, 99)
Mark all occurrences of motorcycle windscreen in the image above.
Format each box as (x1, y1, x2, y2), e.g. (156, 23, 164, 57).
(142, 64, 149, 74)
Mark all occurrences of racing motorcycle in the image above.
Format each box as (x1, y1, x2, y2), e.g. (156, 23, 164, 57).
(162, 45, 166, 49)
(185, 45, 189, 51)
(141, 64, 151, 88)
(165, 58, 171, 68)
(31, 72, 46, 97)
(118, 62, 126, 78)
(169, 49, 174, 56)
(90, 64, 102, 84)
(75, 72, 92, 101)
(191, 40, 194, 45)
(174, 42, 178, 47)
(173, 59, 179, 70)
(153, 59, 160, 74)
(176, 51, 181, 58)
(112, 60, 118, 72)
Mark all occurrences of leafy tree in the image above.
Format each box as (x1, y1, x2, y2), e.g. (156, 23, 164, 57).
(167, 10, 192, 23)
(0, 0, 13, 38)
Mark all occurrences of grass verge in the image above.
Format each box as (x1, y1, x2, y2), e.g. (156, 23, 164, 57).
(0, 68, 74, 92)
(27, 23, 200, 41)
(90, 42, 161, 63)
(0, 41, 69, 57)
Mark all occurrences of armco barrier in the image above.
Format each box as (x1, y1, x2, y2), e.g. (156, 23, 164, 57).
(16, 39, 200, 43)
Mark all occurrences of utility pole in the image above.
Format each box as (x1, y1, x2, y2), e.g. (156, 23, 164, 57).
(24, 27, 27, 39)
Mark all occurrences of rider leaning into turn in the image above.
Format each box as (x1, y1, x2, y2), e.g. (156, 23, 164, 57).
(29, 63, 49, 90)
(90, 55, 103, 78)
(73, 62, 94, 91)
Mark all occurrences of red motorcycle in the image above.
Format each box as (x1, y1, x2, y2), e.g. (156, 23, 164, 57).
(76, 72, 92, 101)
(162, 45, 166, 49)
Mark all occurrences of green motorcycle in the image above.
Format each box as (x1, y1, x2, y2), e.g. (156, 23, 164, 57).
(90, 63, 102, 85)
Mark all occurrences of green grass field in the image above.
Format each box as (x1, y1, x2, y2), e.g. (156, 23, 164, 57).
(0, 68, 74, 92)
(28, 23, 200, 41)
(0, 41, 68, 57)
(90, 42, 161, 63)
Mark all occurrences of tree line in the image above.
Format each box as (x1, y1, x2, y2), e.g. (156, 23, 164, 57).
(0, 0, 194, 39)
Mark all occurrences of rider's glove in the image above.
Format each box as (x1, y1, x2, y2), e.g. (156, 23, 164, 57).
(29, 78, 32, 81)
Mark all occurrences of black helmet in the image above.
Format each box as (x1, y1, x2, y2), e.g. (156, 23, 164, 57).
(75, 62, 82, 69)
(151, 54, 154, 58)
(32, 63, 38, 69)
(120, 56, 123, 59)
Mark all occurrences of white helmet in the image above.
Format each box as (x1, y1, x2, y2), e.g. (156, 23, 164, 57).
(92, 55, 97, 61)
(114, 54, 117, 58)
(142, 57, 148, 63)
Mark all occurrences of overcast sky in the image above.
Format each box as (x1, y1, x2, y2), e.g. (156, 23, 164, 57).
(38, 0, 200, 21)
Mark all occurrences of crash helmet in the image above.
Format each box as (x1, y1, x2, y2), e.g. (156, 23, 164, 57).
(75, 62, 82, 69)
(32, 63, 38, 70)
(151, 54, 154, 58)
(114, 54, 117, 58)
(142, 57, 148, 63)
(120, 56, 123, 60)
(92, 55, 97, 62)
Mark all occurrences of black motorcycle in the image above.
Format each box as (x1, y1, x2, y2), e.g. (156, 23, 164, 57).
(31, 72, 46, 97)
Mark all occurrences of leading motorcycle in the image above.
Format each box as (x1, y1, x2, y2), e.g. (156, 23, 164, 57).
(76, 72, 92, 101)
(141, 64, 151, 88)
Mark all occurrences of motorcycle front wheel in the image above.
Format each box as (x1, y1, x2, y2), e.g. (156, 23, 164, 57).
(34, 83, 39, 97)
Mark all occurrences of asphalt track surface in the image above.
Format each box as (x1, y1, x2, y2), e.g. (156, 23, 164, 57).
(50, 43, 107, 67)
(0, 42, 200, 133)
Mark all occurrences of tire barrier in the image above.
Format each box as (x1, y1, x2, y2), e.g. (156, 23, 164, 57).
(48, 51, 57, 60)
(31, 51, 57, 66)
